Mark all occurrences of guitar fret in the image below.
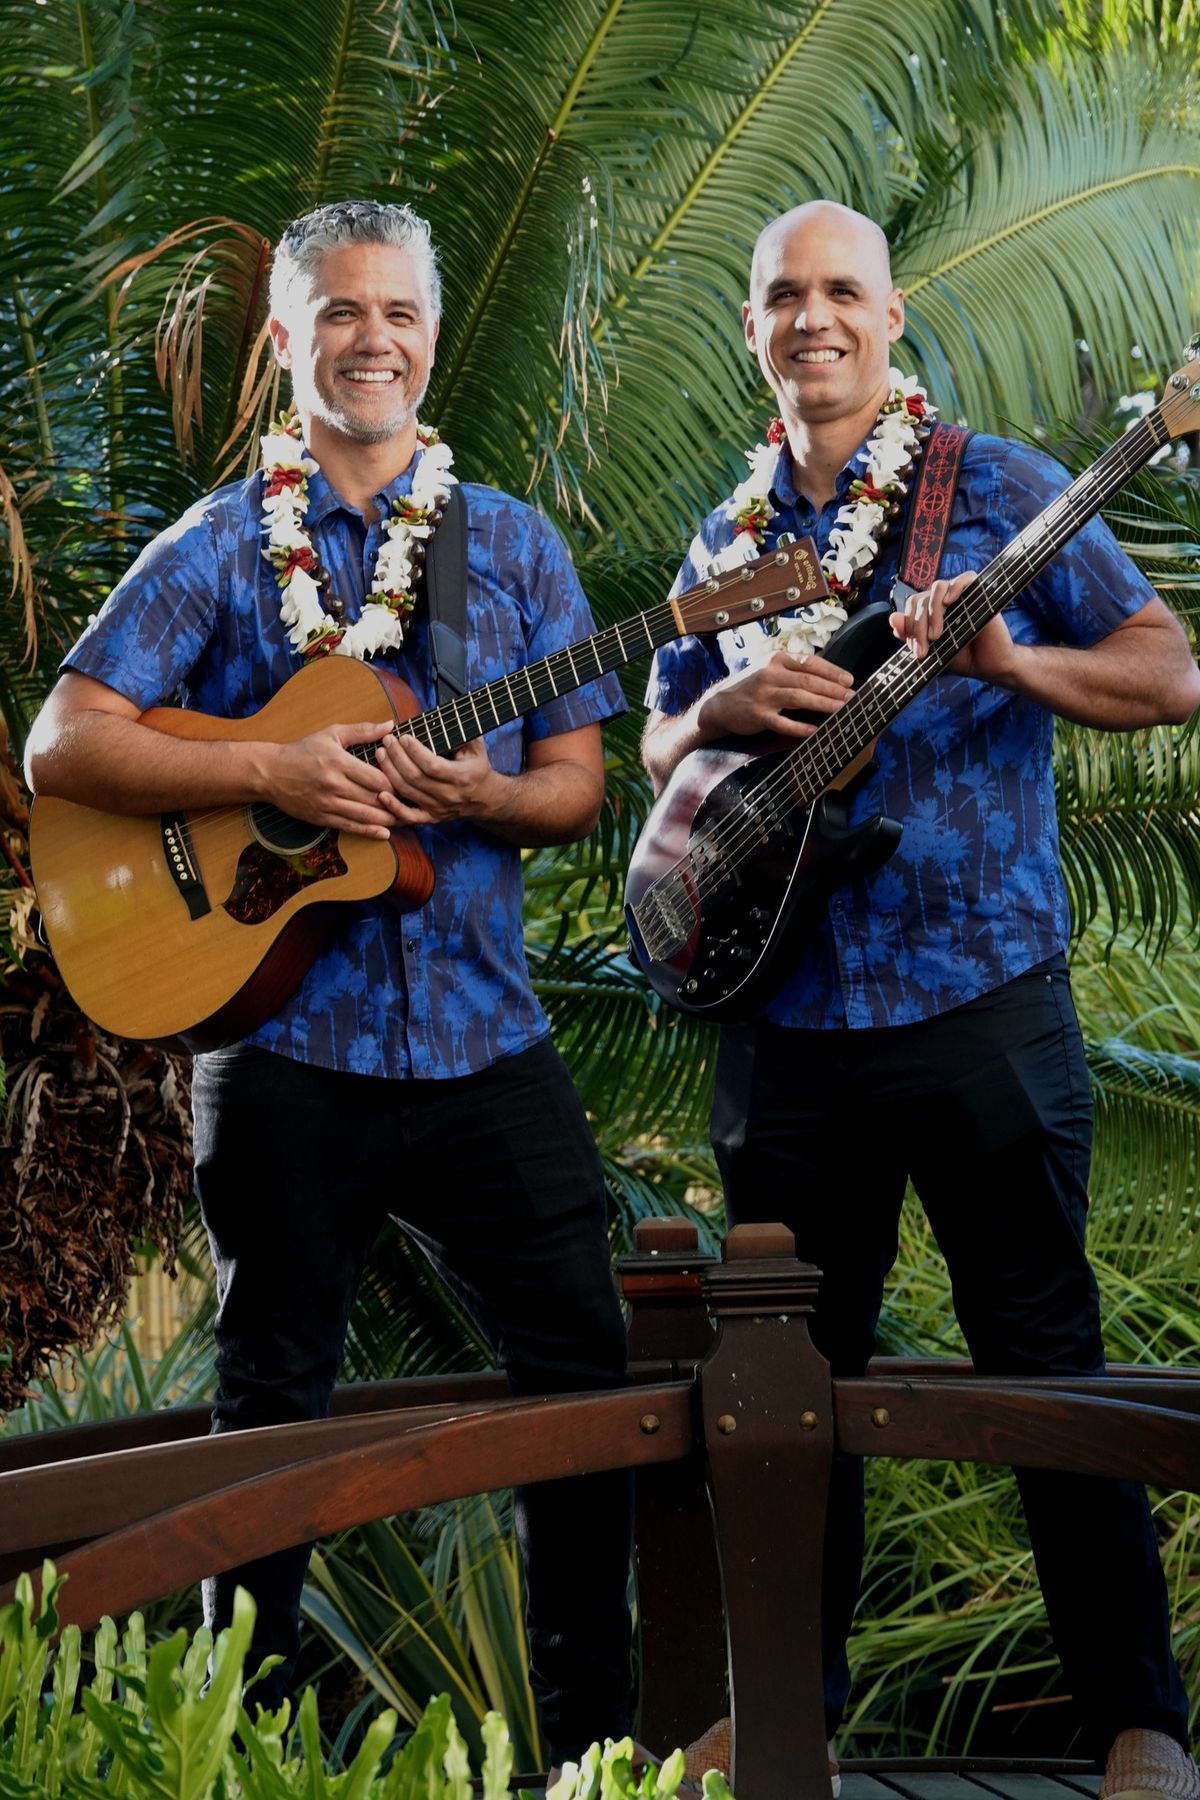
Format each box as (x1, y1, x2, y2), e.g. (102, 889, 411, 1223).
(525, 665, 541, 705)
(502, 672, 520, 715)
(564, 644, 580, 684)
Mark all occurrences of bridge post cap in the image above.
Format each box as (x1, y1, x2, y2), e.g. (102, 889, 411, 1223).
(724, 1223, 796, 1261)
(633, 1219, 700, 1254)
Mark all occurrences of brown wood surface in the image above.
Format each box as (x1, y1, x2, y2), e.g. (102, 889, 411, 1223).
(699, 1232, 832, 1800)
(835, 1378, 1200, 1488)
(1, 1382, 692, 1631)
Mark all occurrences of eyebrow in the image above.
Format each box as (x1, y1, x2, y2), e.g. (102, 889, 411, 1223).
(319, 295, 423, 312)
(763, 274, 863, 301)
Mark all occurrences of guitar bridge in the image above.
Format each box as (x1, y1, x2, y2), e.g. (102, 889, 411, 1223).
(161, 813, 211, 921)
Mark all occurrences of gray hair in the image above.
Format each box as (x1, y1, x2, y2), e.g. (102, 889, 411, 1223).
(270, 199, 442, 322)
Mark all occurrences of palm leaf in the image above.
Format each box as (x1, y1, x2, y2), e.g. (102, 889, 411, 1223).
(898, 54, 1200, 434)
(1085, 1036, 1200, 1272)
(1055, 723, 1200, 956)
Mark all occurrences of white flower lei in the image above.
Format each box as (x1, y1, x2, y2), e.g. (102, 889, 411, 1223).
(260, 413, 458, 660)
(720, 369, 935, 661)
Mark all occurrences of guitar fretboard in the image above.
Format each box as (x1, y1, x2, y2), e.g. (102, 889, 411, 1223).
(348, 602, 681, 766)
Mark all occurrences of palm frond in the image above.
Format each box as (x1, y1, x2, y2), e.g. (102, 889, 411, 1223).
(527, 936, 717, 1147)
(1055, 723, 1200, 956)
(898, 53, 1200, 434)
(1085, 1035, 1200, 1272)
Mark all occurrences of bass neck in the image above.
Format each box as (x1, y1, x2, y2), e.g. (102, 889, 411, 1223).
(780, 405, 1173, 810)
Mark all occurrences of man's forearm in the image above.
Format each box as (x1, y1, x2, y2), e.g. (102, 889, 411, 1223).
(25, 707, 275, 812)
(476, 758, 604, 846)
(641, 702, 713, 794)
(1000, 621, 1200, 729)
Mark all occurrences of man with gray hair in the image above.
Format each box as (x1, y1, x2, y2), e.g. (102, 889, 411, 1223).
(25, 198, 634, 1763)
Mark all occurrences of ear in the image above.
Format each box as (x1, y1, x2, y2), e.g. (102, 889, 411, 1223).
(742, 298, 757, 358)
(429, 314, 440, 365)
(887, 287, 905, 345)
(268, 314, 292, 370)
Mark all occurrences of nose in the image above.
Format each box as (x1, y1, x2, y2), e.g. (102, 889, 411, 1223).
(355, 309, 393, 354)
(794, 294, 833, 333)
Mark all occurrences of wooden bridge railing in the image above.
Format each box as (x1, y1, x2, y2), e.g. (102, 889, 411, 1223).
(3, 1220, 1200, 1799)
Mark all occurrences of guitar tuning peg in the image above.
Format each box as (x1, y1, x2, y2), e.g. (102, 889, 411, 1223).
(775, 532, 796, 547)
(707, 560, 725, 578)
(1187, 333, 1200, 361)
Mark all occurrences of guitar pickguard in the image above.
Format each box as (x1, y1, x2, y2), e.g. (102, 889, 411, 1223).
(223, 834, 348, 926)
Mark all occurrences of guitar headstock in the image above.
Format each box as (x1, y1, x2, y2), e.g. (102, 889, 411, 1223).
(673, 535, 828, 635)
(1159, 334, 1200, 438)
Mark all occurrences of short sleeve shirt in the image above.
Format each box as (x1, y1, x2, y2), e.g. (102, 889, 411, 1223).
(65, 451, 626, 1077)
(644, 432, 1155, 1028)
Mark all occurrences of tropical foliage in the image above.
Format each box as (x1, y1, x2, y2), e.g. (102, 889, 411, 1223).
(0, 1567, 717, 1800)
(2, 0, 1200, 1766)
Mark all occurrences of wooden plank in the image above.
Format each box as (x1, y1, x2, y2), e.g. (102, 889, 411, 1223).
(0, 1381, 695, 1631)
(878, 1775, 1013, 1799)
(840, 1776, 907, 1798)
(966, 1775, 1098, 1799)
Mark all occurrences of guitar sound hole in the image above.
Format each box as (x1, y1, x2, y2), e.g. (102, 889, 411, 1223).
(247, 805, 329, 856)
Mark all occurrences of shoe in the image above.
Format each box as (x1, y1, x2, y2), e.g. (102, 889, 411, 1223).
(1101, 1729, 1200, 1800)
(683, 1717, 840, 1794)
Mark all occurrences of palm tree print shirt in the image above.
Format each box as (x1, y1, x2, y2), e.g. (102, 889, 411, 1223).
(64, 453, 626, 1078)
(645, 433, 1156, 1028)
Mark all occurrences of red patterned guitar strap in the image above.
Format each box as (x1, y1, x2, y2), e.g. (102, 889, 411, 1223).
(889, 420, 974, 609)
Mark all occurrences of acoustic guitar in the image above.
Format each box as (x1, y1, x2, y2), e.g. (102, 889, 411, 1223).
(30, 536, 827, 1052)
(624, 345, 1200, 1022)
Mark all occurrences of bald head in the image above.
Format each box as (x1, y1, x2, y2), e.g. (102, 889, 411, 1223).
(741, 199, 904, 440)
(750, 201, 892, 301)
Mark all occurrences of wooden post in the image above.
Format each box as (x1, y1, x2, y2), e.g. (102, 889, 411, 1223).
(619, 1220, 724, 1752)
(698, 1223, 831, 1799)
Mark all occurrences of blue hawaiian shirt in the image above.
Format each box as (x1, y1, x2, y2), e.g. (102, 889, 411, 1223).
(644, 431, 1156, 1029)
(65, 451, 626, 1078)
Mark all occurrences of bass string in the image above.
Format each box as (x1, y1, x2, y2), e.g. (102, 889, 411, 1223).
(650, 407, 1167, 914)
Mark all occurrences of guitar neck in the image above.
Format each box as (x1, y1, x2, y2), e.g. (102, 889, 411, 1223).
(785, 405, 1172, 808)
(391, 602, 682, 755)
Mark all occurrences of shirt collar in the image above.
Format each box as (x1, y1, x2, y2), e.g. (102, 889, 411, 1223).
(298, 445, 423, 527)
(767, 429, 875, 514)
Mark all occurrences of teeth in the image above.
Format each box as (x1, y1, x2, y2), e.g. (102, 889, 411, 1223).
(794, 349, 843, 363)
(344, 370, 397, 383)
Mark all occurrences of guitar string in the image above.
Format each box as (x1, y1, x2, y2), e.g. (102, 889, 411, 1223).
(155, 564, 810, 854)
(636, 396, 1178, 954)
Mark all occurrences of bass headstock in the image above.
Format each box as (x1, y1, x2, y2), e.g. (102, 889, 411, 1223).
(1159, 335, 1200, 438)
(673, 535, 828, 635)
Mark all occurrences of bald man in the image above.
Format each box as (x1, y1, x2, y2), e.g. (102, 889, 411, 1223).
(642, 202, 1200, 1800)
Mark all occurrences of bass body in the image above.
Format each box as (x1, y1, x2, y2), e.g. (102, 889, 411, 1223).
(625, 603, 899, 1021)
(625, 341, 1200, 1021)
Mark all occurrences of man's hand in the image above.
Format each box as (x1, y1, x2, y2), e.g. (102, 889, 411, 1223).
(697, 648, 855, 739)
(374, 732, 504, 826)
(890, 570, 1020, 686)
(268, 719, 399, 838)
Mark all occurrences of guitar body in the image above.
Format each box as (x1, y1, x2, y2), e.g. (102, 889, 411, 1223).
(29, 658, 435, 1054)
(625, 602, 902, 1022)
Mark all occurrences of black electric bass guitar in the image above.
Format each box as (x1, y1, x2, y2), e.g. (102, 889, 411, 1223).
(624, 347, 1200, 1022)
(30, 535, 826, 1053)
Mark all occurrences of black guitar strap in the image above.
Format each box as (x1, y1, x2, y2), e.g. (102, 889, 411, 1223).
(424, 483, 469, 705)
(890, 421, 974, 610)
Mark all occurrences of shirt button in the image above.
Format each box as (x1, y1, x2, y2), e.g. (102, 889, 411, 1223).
(406, 939, 417, 953)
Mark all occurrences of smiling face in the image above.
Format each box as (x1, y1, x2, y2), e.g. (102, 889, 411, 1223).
(743, 204, 904, 437)
(269, 240, 439, 452)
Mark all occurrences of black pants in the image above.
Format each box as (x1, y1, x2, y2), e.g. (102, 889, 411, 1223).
(192, 1034, 632, 1763)
(711, 956, 1188, 1757)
